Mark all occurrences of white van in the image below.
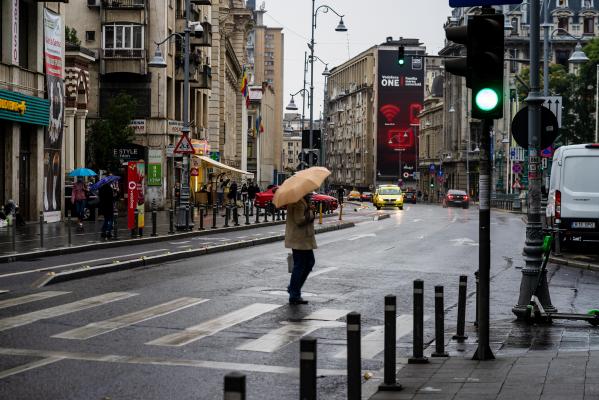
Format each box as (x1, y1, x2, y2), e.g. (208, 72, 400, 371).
(546, 144, 599, 247)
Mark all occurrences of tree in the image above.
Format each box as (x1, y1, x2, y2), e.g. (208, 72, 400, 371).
(87, 93, 137, 172)
(65, 26, 81, 46)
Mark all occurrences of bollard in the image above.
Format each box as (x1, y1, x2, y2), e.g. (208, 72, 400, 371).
(223, 372, 245, 400)
(245, 203, 250, 225)
(212, 204, 218, 229)
(319, 202, 323, 225)
(300, 337, 317, 400)
(66, 210, 72, 247)
(339, 203, 343, 221)
(432, 286, 449, 357)
(190, 204, 195, 224)
(39, 211, 44, 248)
(474, 271, 479, 327)
(276, 208, 281, 221)
(12, 214, 17, 253)
(408, 279, 428, 364)
(453, 275, 468, 340)
(255, 205, 260, 224)
(379, 295, 402, 391)
(281, 208, 286, 220)
(198, 206, 205, 231)
(233, 205, 240, 226)
(185, 205, 190, 231)
(113, 211, 119, 240)
(151, 208, 157, 237)
(264, 204, 269, 222)
(347, 312, 361, 400)
(224, 205, 230, 228)
(168, 209, 175, 234)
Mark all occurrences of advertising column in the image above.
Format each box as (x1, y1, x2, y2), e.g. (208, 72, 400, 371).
(43, 9, 65, 222)
(127, 161, 145, 231)
(376, 48, 424, 187)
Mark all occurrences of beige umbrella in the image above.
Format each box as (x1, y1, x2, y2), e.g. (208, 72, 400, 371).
(273, 166, 331, 208)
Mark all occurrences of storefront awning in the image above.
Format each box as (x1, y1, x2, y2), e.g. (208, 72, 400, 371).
(196, 155, 255, 178)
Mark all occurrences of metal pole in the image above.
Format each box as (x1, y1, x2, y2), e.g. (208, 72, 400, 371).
(309, 0, 315, 166)
(302, 51, 307, 133)
(67, 210, 72, 246)
(408, 279, 428, 364)
(346, 312, 361, 400)
(223, 372, 245, 400)
(12, 214, 17, 253)
(595, 64, 598, 143)
(453, 275, 468, 341)
(168, 209, 174, 234)
(113, 210, 118, 240)
(432, 285, 449, 357)
(39, 211, 44, 248)
(473, 118, 494, 361)
(212, 204, 217, 229)
(513, 0, 555, 320)
(151, 207, 157, 237)
(132, 208, 139, 238)
(245, 203, 250, 225)
(255, 205, 260, 224)
(224, 205, 230, 228)
(233, 205, 239, 226)
(474, 270, 479, 327)
(543, 0, 549, 98)
(300, 337, 317, 400)
(198, 205, 204, 230)
(379, 295, 402, 391)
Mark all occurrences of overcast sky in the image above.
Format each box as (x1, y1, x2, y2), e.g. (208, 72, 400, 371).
(260, 0, 453, 119)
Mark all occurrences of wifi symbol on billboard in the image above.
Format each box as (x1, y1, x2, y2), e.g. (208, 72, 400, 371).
(380, 104, 400, 122)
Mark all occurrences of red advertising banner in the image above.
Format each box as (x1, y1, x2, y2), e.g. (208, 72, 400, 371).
(127, 161, 145, 230)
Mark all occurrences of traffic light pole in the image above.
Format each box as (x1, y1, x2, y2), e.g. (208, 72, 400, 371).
(473, 118, 494, 361)
(512, 0, 555, 319)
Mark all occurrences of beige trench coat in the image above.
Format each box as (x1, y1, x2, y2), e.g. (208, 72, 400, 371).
(284, 198, 317, 250)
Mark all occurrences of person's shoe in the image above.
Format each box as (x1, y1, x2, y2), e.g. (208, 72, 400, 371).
(289, 298, 308, 305)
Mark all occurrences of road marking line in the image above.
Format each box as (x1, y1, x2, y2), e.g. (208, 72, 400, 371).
(0, 291, 70, 310)
(170, 241, 191, 245)
(0, 347, 345, 377)
(0, 292, 137, 332)
(53, 297, 208, 340)
(0, 356, 63, 379)
(237, 308, 349, 353)
(0, 249, 169, 279)
(147, 303, 282, 347)
(310, 267, 338, 277)
(334, 314, 429, 359)
(0, 290, 8, 294)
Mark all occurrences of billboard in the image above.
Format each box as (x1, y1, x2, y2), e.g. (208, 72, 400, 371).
(376, 48, 424, 184)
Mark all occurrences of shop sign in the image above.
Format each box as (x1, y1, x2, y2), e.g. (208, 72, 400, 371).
(129, 119, 146, 134)
(127, 161, 145, 230)
(0, 89, 49, 126)
(147, 149, 162, 186)
(167, 120, 184, 135)
(113, 143, 146, 162)
(192, 139, 210, 155)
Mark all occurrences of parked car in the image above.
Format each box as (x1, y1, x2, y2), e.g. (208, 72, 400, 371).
(443, 189, 469, 209)
(360, 192, 373, 202)
(373, 185, 403, 210)
(254, 187, 338, 212)
(404, 191, 417, 204)
(347, 190, 362, 202)
(546, 144, 599, 248)
(254, 186, 277, 208)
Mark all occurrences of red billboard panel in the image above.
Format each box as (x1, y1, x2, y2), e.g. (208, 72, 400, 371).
(377, 48, 424, 185)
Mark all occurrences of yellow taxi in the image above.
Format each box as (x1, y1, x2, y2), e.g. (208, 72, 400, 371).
(347, 189, 362, 202)
(373, 185, 404, 210)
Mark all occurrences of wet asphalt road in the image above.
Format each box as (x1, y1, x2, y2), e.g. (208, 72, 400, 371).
(1, 203, 598, 399)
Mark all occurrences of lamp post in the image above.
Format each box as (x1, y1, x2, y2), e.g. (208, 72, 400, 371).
(148, 0, 203, 230)
(310, 1, 347, 166)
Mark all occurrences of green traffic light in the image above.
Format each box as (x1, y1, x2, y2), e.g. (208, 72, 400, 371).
(398, 59, 404, 65)
(475, 88, 499, 111)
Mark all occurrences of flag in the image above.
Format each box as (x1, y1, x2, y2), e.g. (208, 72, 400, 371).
(259, 118, 264, 133)
(240, 67, 248, 94)
(246, 95, 250, 108)
(255, 115, 262, 133)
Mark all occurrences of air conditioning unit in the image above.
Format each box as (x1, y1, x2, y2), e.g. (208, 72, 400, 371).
(87, 0, 100, 7)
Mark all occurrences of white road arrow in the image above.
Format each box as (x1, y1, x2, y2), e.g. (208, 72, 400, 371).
(450, 238, 479, 246)
(347, 233, 377, 241)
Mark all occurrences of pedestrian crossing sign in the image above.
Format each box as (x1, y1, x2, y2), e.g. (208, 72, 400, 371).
(174, 134, 194, 154)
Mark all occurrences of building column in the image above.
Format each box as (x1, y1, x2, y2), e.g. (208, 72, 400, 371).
(75, 109, 88, 168)
(6, 123, 20, 203)
(64, 108, 76, 172)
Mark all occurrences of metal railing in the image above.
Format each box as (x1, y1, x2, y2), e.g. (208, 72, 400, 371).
(102, 0, 145, 8)
(102, 49, 145, 59)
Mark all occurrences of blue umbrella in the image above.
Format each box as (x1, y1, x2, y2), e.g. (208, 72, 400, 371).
(89, 175, 120, 192)
(68, 168, 97, 177)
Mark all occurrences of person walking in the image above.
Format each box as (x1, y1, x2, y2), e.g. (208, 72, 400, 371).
(248, 181, 258, 215)
(217, 178, 227, 210)
(228, 180, 238, 205)
(71, 178, 87, 230)
(98, 175, 115, 239)
(285, 193, 316, 305)
(241, 182, 248, 204)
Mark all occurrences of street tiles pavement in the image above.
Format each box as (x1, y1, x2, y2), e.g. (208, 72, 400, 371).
(370, 319, 599, 400)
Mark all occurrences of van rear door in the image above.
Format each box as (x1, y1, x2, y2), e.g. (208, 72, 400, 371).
(561, 149, 599, 223)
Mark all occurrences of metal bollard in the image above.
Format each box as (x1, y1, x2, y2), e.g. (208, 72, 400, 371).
(408, 279, 428, 364)
(339, 203, 343, 221)
(474, 271, 479, 327)
(319, 202, 323, 225)
(233, 205, 240, 226)
(12, 215, 17, 253)
(281, 208, 286, 220)
(212, 204, 217, 229)
(67, 210, 72, 246)
(132, 209, 139, 238)
(185, 205, 190, 231)
(190, 204, 195, 224)
(168, 209, 175, 234)
(39, 211, 44, 248)
(224, 205, 230, 228)
(276, 208, 281, 221)
(379, 295, 402, 391)
(151, 208, 157, 237)
(347, 312, 361, 400)
(198, 206, 205, 231)
(223, 372, 245, 400)
(300, 337, 317, 400)
(264, 204, 269, 222)
(255, 205, 260, 224)
(245, 203, 250, 225)
(113, 211, 119, 240)
(453, 275, 468, 340)
(432, 286, 449, 357)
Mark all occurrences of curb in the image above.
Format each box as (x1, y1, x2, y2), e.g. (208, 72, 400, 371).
(38, 221, 356, 287)
(549, 255, 599, 272)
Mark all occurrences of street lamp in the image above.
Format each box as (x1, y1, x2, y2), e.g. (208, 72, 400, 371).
(148, 0, 203, 231)
(309, 1, 347, 167)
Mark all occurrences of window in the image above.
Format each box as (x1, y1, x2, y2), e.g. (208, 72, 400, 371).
(555, 49, 571, 67)
(102, 24, 144, 57)
(509, 49, 519, 73)
(584, 17, 594, 34)
(583, 0, 592, 7)
(557, 0, 568, 7)
(86, 31, 95, 42)
(558, 17, 568, 31)
(510, 17, 519, 35)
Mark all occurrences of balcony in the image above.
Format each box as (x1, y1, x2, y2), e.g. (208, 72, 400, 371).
(191, 0, 211, 4)
(102, 0, 145, 8)
(103, 48, 145, 59)
(101, 49, 146, 75)
(178, 65, 211, 90)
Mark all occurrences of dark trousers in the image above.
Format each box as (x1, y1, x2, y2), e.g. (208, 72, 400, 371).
(102, 214, 114, 235)
(288, 249, 315, 300)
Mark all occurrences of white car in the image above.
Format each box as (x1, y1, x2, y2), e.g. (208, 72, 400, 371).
(546, 144, 599, 248)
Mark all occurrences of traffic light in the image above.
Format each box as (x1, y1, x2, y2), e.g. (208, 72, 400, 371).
(430, 178, 434, 188)
(398, 46, 405, 66)
(444, 12, 504, 120)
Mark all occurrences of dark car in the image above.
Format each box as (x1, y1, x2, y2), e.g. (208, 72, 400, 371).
(404, 191, 417, 204)
(443, 189, 470, 209)
(360, 192, 373, 202)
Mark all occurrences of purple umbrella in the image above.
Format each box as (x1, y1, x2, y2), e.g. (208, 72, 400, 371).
(89, 175, 120, 192)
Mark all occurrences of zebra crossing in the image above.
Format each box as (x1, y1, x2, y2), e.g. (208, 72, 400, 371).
(0, 290, 419, 378)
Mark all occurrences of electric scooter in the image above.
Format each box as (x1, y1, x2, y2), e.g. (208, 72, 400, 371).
(527, 235, 599, 326)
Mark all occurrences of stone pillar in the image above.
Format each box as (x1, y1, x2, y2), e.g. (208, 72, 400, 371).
(75, 109, 88, 168)
(64, 107, 76, 172)
(6, 123, 20, 203)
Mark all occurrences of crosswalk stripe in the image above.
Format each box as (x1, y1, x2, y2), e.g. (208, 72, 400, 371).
(0, 357, 63, 379)
(309, 267, 338, 278)
(52, 297, 208, 340)
(237, 308, 350, 353)
(0, 292, 137, 332)
(0, 291, 70, 310)
(334, 314, 429, 359)
(147, 303, 282, 347)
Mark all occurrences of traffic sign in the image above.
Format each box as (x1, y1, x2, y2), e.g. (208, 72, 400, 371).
(190, 167, 199, 176)
(542, 96, 562, 127)
(511, 106, 559, 149)
(512, 163, 522, 174)
(449, 0, 522, 6)
(166, 144, 175, 158)
(174, 134, 194, 154)
(429, 164, 436, 172)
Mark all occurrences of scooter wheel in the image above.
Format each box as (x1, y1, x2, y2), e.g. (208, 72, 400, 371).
(587, 309, 599, 326)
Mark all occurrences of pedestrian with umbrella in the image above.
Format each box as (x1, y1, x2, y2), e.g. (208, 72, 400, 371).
(273, 167, 330, 305)
(68, 168, 97, 231)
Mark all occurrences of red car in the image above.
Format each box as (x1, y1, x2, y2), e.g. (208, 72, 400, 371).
(254, 186, 338, 212)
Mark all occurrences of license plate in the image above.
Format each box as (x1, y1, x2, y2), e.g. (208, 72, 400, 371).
(572, 221, 596, 229)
